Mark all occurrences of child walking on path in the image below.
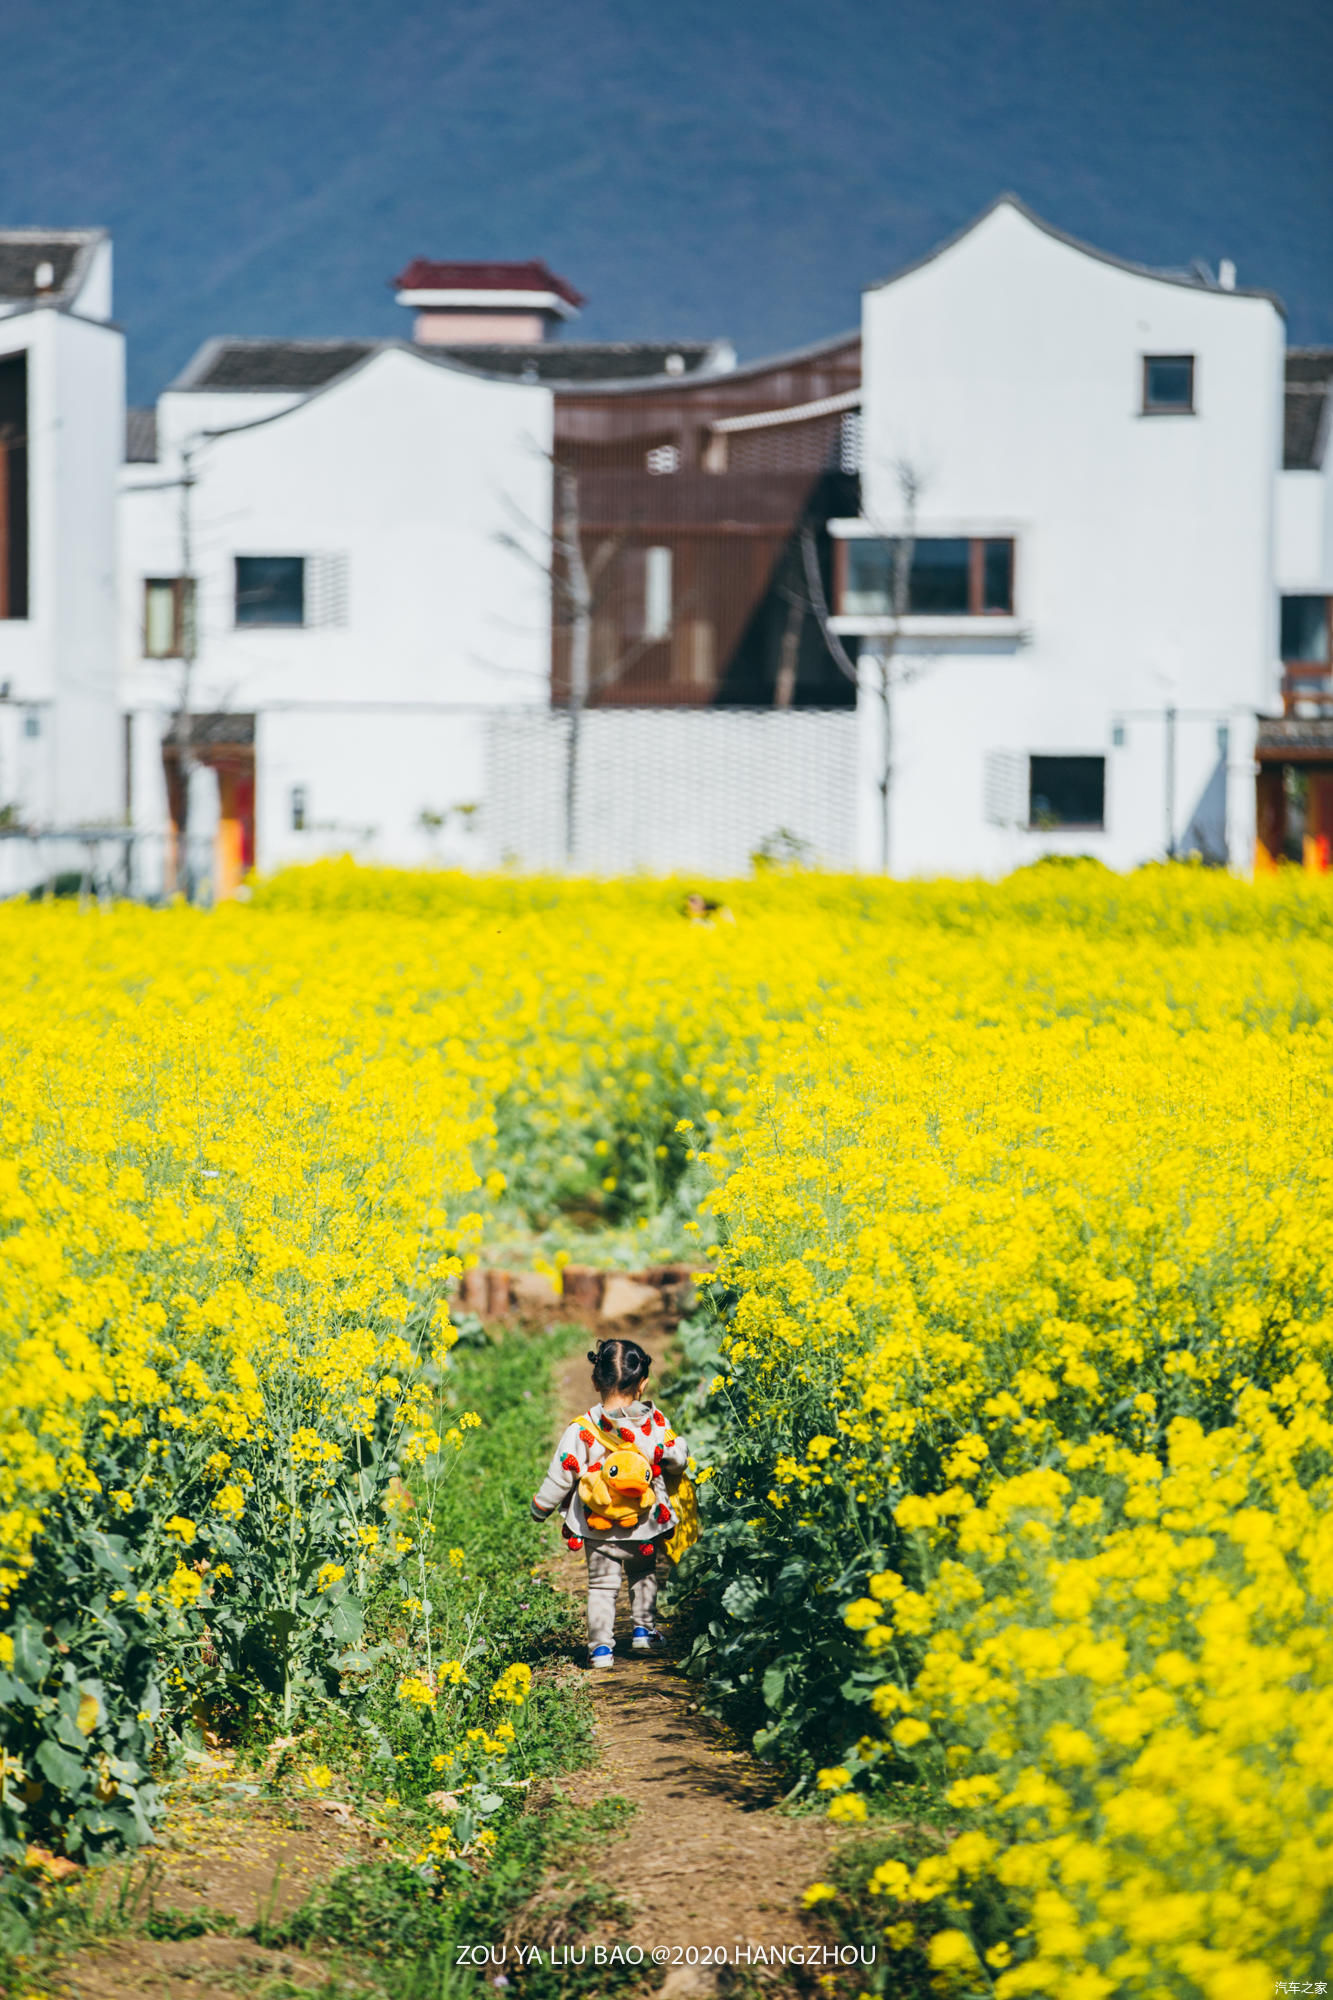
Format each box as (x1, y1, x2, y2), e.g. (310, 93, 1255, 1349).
(532, 1338, 690, 1669)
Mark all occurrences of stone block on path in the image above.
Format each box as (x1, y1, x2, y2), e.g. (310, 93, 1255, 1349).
(511, 1269, 561, 1309)
(600, 1274, 661, 1321)
(459, 1266, 488, 1313)
(560, 1265, 604, 1310)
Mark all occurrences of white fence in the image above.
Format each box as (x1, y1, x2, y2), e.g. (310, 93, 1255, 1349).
(484, 707, 859, 874)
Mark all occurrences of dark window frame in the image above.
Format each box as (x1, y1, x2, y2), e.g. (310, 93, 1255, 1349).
(1028, 754, 1107, 832)
(235, 554, 306, 628)
(0, 350, 30, 621)
(1142, 354, 1196, 416)
(836, 535, 1016, 618)
(1279, 594, 1331, 666)
(142, 576, 196, 659)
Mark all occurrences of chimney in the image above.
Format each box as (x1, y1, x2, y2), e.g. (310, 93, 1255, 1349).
(391, 259, 584, 346)
(1218, 258, 1237, 292)
(33, 260, 55, 295)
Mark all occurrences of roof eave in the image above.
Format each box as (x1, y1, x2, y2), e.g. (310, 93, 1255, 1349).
(864, 193, 1286, 315)
(553, 330, 857, 398)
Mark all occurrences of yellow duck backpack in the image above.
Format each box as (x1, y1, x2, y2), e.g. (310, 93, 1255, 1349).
(564, 1409, 699, 1562)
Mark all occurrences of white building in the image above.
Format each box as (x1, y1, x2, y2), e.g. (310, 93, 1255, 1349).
(120, 340, 554, 891)
(3, 205, 1330, 886)
(831, 196, 1294, 874)
(0, 231, 124, 891)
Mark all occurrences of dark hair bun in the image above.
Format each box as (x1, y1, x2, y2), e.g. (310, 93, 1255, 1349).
(586, 1351, 597, 1363)
(589, 1336, 653, 1396)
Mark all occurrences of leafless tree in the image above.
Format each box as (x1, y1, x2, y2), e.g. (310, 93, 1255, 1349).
(121, 434, 208, 897)
(800, 457, 925, 872)
(498, 450, 700, 865)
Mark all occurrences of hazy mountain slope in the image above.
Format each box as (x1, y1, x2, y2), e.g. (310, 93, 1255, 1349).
(4, 0, 1329, 400)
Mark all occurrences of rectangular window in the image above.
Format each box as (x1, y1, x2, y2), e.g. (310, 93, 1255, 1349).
(235, 555, 305, 627)
(1029, 755, 1106, 831)
(1280, 595, 1330, 664)
(981, 538, 1014, 613)
(842, 536, 1015, 617)
(908, 538, 970, 613)
(290, 785, 307, 831)
(1143, 355, 1195, 414)
(644, 545, 672, 641)
(0, 351, 29, 620)
(143, 577, 195, 658)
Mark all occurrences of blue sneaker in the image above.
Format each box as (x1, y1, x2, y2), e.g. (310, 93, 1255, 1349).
(631, 1627, 663, 1651)
(589, 1645, 614, 1670)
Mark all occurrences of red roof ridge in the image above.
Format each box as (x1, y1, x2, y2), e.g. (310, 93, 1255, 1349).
(391, 258, 585, 309)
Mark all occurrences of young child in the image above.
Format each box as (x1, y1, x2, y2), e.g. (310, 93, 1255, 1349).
(531, 1337, 689, 1670)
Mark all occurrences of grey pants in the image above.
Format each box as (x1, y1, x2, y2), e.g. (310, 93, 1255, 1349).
(586, 1539, 658, 1653)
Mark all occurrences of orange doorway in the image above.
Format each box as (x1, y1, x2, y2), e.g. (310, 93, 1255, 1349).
(161, 715, 256, 900)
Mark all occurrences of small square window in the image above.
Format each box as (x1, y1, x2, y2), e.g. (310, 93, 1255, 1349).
(1143, 355, 1195, 414)
(1029, 755, 1105, 830)
(1280, 595, 1329, 664)
(236, 555, 305, 627)
(143, 577, 195, 658)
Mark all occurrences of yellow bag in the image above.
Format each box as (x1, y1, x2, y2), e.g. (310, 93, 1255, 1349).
(663, 1475, 699, 1564)
(576, 1410, 699, 1562)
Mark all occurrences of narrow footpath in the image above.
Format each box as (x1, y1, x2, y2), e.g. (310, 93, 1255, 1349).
(543, 1335, 833, 1996)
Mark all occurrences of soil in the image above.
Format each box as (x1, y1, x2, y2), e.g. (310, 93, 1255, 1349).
(49, 1311, 833, 1999)
(541, 1332, 834, 1995)
(56, 1771, 375, 1999)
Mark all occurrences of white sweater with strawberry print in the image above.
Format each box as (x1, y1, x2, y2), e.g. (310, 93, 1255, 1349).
(530, 1398, 690, 1547)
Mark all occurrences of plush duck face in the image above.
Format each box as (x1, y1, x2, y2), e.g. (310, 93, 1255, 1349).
(578, 1445, 655, 1531)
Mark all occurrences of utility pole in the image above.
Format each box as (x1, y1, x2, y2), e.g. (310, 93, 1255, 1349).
(1164, 704, 1177, 860)
(171, 442, 199, 899)
(556, 465, 591, 867)
(125, 439, 204, 897)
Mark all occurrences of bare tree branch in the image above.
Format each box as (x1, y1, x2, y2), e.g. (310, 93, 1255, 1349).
(799, 527, 860, 687)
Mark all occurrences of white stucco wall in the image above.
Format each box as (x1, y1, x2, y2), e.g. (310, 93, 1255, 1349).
(256, 706, 494, 871)
(1275, 473, 1327, 589)
(120, 346, 553, 872)
(850, 200, 1285, 874)
(0, 304, 125, 845)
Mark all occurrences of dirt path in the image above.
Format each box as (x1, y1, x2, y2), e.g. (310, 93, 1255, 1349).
(56, 1770, 374, 1998)
(544, 1334, 833, 1994)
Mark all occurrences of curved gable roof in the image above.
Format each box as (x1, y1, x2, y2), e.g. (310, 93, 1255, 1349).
(188, 338, 549, 445)
(866, 194, 1284, 313)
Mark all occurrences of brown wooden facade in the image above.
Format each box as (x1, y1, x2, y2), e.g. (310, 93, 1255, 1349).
(551, 334, 861, 708)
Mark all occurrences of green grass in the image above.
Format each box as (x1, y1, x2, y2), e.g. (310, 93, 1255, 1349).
(1, 1324, 653, 2000)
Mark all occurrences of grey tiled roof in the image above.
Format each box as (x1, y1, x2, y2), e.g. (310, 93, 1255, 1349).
(1284, 349, 1333, 472)
(175, 339, 378, 391)
(0, 230, 101, 304)
(171, 336, 726, 394)
(436, 341, 720, 382)
(125, 407, 158, 462)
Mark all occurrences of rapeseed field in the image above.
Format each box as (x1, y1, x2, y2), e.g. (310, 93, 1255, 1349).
(3, 860, 1332, 1997)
